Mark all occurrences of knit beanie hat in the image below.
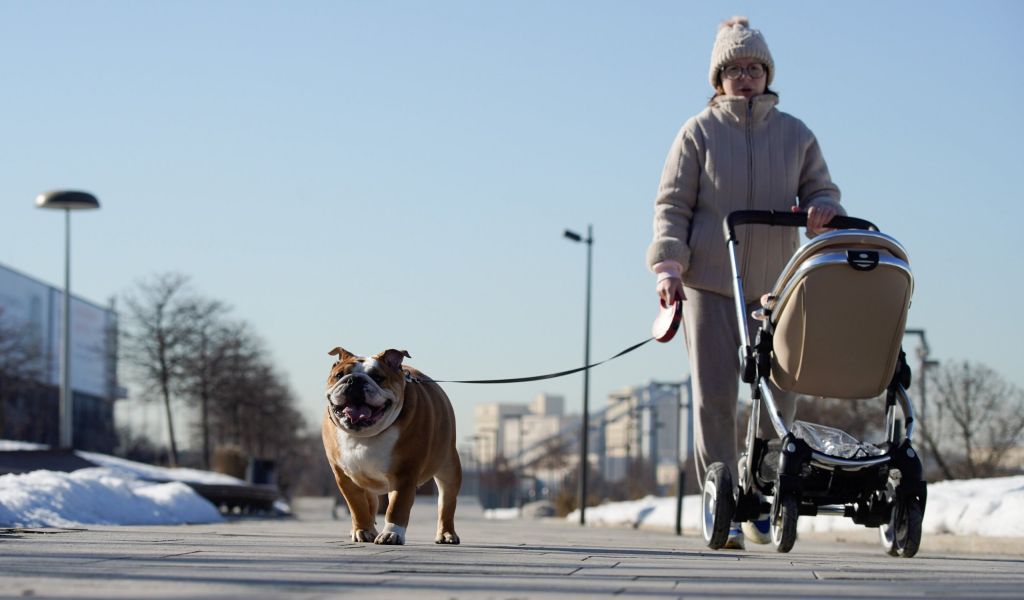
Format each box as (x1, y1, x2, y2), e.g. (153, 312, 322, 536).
(708, 16, 774, 88)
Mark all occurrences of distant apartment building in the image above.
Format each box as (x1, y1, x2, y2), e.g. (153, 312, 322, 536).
(471, 383, 694, 495)
(472, 393, 584, 506)
(601, 380, 692, 492)
(473, 394, 577, 468)
(0, 263, 124, 451)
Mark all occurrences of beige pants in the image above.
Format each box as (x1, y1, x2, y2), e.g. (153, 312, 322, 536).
(682, 287, 796, 489)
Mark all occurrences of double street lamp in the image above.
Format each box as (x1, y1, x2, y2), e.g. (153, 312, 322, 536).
(35, 190, 100, 449)
(563, 225, 593, 526)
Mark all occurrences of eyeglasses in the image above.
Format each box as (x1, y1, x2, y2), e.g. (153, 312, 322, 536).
(721, 63, 767, 80)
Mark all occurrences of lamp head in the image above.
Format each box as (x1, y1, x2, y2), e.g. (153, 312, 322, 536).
(35, 190, 100, 210)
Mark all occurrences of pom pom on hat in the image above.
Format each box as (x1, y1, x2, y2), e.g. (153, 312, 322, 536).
(709, 16, 774, 88)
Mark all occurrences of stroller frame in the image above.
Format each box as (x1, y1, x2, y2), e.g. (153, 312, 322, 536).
(701, 209, 927, 556)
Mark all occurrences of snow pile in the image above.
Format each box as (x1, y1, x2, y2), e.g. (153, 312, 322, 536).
(0, 467, 224, 528)
(483, 507, 521, 520)
(76, 451, 245, 486)
(922, 476, 1024, 538)
(0, 440, 49, 451)
(566, 475, 1024, 538)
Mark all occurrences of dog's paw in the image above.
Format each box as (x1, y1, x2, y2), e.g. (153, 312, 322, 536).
(434, 531, 460, 545)
(374, 531, 405, 545)
(351, 529, 377, 543)
(374, 523, 406, 545)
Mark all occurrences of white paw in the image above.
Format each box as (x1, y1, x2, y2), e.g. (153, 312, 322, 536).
(374, 523, 406, 545)
(352, 529, 378, 542)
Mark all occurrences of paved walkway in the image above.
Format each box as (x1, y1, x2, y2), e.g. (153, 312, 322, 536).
(2, 496, 1022, 599)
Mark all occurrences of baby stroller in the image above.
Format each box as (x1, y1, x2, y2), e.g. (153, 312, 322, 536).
(701, 209, 926, 556)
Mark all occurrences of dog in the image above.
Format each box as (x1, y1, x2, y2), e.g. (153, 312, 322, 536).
(321, 347, 461, 545)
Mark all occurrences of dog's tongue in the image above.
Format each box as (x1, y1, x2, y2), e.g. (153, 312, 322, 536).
(343, 404, 374, 423)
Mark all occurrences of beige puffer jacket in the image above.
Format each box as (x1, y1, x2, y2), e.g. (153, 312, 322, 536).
(646, 94, 843, 300)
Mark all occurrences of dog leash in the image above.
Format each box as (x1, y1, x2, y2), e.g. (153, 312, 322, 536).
(405, 336, 656, 385)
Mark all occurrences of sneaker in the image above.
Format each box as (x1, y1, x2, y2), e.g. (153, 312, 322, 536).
(742, 517, 772, 545)
(723, 524, 745, 550)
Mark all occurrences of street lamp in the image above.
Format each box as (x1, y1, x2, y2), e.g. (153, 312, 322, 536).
(35, 190, 100, 449)
(563, 225, 593, 526)
(502, 414, 529, 514)
(904, 329, 939, 431)
(653, 379, 692, 536)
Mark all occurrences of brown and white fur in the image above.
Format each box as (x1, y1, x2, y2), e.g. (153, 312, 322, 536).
(321, 347, 461, 545)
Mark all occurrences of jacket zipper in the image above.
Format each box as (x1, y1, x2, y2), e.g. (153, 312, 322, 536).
(740, 100, 754, 295)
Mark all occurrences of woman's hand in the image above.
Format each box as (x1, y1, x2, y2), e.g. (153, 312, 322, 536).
(792, 204, 837, 235)
(657, 277, 685, 306)
(806, 204, 837, 234)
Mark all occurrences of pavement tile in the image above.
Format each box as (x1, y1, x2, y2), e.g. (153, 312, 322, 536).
(2, 496, 1022, 599)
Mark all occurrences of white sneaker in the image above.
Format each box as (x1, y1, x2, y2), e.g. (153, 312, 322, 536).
(742, 518, 772, 545)
(723, 523, 745, 550)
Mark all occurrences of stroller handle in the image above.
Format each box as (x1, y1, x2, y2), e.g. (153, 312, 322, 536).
(723, 210, 878, 243)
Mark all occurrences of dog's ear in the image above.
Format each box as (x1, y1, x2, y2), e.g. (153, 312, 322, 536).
(328, 347, 356, 362)
(376, 349, 412, 371)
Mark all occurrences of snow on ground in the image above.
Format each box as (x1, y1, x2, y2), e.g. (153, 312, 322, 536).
(76, 451, 244, 486)
(562, 475, 1024, 538)
(0, 441, 234, 527)
(4, 438, 1020, 535)
(0, 440, 49, 451)
(0, 467, 223, 528)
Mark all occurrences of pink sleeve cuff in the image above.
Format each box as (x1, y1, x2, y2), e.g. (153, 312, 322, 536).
(653, 260, 683, 282)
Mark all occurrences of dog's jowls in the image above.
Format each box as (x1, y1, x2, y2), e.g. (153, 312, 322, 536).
(321, 346, 461, 545)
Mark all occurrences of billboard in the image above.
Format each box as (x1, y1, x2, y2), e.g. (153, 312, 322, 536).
(0, 263, 116, 399)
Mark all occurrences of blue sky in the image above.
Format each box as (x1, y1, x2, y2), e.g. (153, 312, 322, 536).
(2, 1, 1022, 446)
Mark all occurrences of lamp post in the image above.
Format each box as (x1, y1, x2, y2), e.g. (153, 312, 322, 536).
(477, 426, 499, 507)
(653, 379, 692, 536)
(35, 190, 100, 450)
(904, 329, 939, 430)
(564, 225, 593, 526)
(502, 414, 529, 514)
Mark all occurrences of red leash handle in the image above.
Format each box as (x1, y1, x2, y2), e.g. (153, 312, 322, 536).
(652, 294, 683, 343)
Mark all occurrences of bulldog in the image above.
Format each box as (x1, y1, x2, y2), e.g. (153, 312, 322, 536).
(321, 347, 461, 545)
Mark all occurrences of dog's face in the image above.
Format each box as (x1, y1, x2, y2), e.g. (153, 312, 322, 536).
(325, 347, 410, 437)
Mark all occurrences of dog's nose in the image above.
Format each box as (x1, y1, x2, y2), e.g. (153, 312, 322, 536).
(339, 379, 364, 399)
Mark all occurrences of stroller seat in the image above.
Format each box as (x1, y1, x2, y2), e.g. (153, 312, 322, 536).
(768, 230, 913, 399)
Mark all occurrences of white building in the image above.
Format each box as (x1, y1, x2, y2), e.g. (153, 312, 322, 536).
(473, 393, 574, 468)
(601, 380, 692, 491)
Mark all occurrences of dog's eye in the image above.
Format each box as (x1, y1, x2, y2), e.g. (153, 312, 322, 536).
(334, 372, 344, 381)
(369, 373, 384, 383)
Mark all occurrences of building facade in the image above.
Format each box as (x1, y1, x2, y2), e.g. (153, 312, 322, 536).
(601, 380, 692, 493)
(0, 263, 123, 451)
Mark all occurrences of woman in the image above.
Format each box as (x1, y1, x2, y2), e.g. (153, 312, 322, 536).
(646, 16, 843, 549)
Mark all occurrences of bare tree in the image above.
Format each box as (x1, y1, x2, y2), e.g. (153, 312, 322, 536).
(119, 273, 308, 481)
(205, 323, 263, 448)
(121, 273, 196, 467)
(199, 326, 306, 479)
(919, 361, 1024, 480)
(176, 298, 229, 469)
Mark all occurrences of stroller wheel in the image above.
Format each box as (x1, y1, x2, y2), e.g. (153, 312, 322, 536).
(880, 498, 923, 558)
(771, 494, 798, 553)
(702, 462, 735, 549)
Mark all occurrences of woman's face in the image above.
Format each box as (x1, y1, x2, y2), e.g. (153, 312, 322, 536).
(721, 58, 767, 99)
